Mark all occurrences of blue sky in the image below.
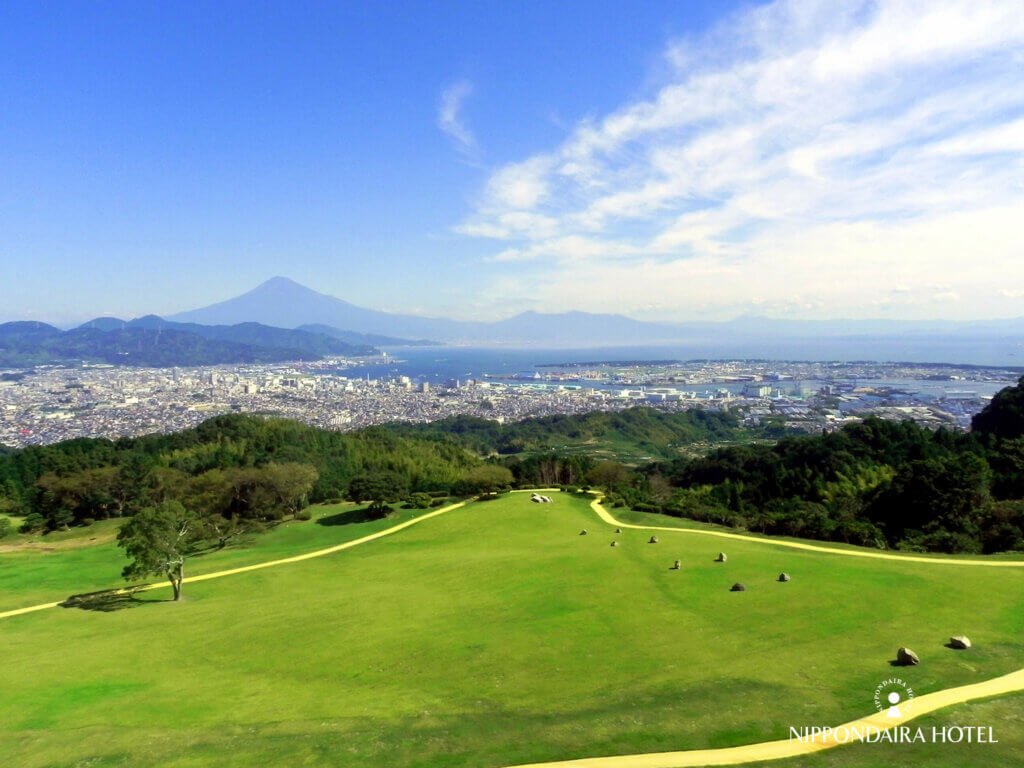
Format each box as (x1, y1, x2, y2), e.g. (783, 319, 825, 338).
(2, 1, 1023, 325)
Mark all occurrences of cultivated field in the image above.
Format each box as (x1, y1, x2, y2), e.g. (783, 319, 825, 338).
(1, 492, 1022, 767)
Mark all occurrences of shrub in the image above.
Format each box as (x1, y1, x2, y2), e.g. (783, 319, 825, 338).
(408, 492, 432, 509)
(294, 509, 312, 521)
(19, 512, 46, 533)
(0, 517, 10, 539)
(634, 502, 661, 513)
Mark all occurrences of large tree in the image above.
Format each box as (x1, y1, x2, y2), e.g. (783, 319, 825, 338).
(586, 461, 631, 491)
(116, 501, 199, 601)
(459, 465, 514, 495)
(347, 471, 409, 515)
(261, 462, 319, 517)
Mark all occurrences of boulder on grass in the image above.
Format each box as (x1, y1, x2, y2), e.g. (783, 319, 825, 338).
(610, 541, 619, 547)
(579, 529, 587, 536)
(949, 636, 972, 649)
(649, 535, 659, 544)
(778, 573, 791, 582)
(730, 583, 746, 592)
(896, 647, 920, 666)
(716, 552, 728, 562)
(615, 528, 621, 534)
(671, 559, 681, 570)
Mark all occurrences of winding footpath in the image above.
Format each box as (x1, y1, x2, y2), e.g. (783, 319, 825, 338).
(2, 490, 1023, 766)
(0, 499, 469, 621)
(586, 493, 1024, 567)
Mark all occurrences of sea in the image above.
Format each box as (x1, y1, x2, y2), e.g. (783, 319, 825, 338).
(335, 340, 1023, 399)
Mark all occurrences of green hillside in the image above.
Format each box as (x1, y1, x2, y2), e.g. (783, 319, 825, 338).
(1, 492, 1021, 768)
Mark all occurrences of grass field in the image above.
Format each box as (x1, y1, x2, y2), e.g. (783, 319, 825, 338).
(0, 503, 441, 612)
(0, 492, 1022, 767)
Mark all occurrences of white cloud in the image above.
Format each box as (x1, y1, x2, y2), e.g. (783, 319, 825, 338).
(458, 0, 1024, 320)
(438, 80, 477, 156)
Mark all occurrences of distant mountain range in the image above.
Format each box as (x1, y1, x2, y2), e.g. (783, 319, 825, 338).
(9, 277, 1024, 364)
(0, 317, 381, 368)
(170, 277, 686, 344)
(168, 276, 1024, 347)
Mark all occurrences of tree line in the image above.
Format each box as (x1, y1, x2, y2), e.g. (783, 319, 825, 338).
(0, 415, 486, 539)
(577, 381, 1024, 554)
(380, 407, 766, 457)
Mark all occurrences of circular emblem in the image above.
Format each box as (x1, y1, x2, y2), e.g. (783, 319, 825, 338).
(873, 678, 914, 718)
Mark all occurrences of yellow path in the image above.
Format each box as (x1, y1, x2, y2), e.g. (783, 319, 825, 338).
(503, 667, 1024, 768)
(0, 500, 469, 621)
(587, 494, 1024, 567)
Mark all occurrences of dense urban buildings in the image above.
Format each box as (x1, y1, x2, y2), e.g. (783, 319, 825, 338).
(1, 357, 1014, 448)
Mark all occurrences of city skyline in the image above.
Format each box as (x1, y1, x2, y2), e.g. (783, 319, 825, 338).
(2, 0, 1024, 325)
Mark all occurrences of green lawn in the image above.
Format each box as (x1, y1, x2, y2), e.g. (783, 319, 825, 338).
(0, 492, 1021, 767)
(612, 506, 1024, 560)
(0, 503, 438, 613)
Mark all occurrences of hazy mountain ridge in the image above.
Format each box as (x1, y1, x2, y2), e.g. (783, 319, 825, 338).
(0, 324, 308, 367)
(170, 277, 685, 344)
(0, 316, 379, 367)
(125, 316, 376, 356)
(169, 277, 1024, 347)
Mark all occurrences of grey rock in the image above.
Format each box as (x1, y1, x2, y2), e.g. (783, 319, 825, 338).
(949, 636, 971, 649)
(730, 583, 746, 592)
(778, 573, 791, 582)
(896, 647, 920, 665)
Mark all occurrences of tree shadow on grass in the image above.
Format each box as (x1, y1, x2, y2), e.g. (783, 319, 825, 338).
(60, 588, 168, 612)
(316, 507, 387, 527)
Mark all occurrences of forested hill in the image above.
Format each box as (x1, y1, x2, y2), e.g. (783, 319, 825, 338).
(379, 408, 776, 458)
(627, 377, 1024, 554)
(0, 415, 480, 531)
(124, 316, 378, 357)
(0, 319, 377, 367)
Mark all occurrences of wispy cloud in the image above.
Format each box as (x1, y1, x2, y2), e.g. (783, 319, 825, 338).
(458, 0, 1024, 320)
(438, 80, 477, 158)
